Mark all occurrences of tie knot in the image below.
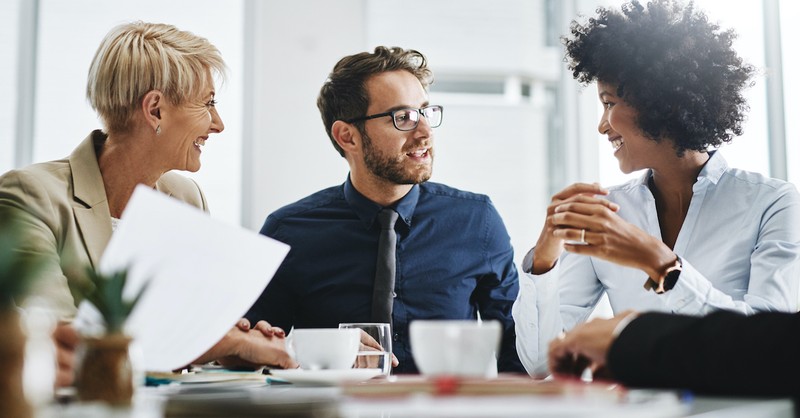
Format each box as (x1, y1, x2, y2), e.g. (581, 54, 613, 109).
(377, 209, 399, 230)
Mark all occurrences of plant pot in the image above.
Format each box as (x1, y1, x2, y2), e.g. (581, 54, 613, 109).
(0, 310, 32, 418)
(76, 334, 134, 406)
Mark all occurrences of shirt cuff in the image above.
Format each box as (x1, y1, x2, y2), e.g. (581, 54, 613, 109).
(660, 257, 713, 313)
(612, 312, 640, 338)
(522, 246, 560, 277)
(522, 247, 535, 273)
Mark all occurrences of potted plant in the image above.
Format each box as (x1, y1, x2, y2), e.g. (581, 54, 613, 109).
(74, 268, 146, 406)
(0, 209, 43, 418)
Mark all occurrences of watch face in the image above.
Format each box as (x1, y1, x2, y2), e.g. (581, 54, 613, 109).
(664, 268, 681, 291)
(646, 258, 682, 294)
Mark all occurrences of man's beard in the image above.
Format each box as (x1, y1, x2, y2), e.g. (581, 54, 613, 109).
(362, 131, 433, 185)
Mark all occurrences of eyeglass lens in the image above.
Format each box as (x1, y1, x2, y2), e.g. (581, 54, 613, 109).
(393, 106, 442, 131)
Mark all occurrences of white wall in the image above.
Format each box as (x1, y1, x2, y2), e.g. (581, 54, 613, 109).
(242, 0, 362, 231)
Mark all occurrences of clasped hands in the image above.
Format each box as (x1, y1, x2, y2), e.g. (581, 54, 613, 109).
(191, 318, 297, 369)
(533, 182, 673, 278)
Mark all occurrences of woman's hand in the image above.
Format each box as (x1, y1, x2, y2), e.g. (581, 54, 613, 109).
(243, 319, 286, 338)
(53, 322, 79, 388)
(227, 328, 297, 369)
(532, 183, 618, 274)
(549, 194, 675, 279)
(194, 322, 297, 369)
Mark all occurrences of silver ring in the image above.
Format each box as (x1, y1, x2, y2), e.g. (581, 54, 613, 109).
(580, 228, 586, 243)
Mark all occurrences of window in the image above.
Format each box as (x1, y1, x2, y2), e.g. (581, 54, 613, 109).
(0, 0, 22, 172)
(782, 0, 800, 183)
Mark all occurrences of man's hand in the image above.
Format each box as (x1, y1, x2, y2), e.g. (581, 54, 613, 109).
(548, 311, 637, 379)
(355, 329, 399, 368)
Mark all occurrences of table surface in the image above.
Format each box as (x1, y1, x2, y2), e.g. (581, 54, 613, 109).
(37, 377, 795, 418)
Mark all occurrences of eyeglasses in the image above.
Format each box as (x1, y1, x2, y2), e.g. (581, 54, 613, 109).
(345, 105, 444, 131)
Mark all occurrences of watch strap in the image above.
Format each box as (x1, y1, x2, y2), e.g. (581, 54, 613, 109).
(644, 256, 682, 294)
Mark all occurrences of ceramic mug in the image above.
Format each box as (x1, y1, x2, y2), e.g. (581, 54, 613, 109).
(409, 320, 501, 378)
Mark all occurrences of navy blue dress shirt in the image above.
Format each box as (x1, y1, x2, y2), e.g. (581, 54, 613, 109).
(246, 177, 524, 373)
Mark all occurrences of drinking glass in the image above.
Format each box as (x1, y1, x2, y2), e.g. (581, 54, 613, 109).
(338, 323, 392, 376)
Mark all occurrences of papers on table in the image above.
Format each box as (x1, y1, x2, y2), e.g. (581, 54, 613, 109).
(78, 184, 289, 372)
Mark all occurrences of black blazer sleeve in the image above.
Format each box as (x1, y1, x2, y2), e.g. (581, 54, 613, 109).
(608, 310, 800, 397)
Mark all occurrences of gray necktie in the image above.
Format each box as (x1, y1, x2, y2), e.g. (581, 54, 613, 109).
(372, 209, 399, 325)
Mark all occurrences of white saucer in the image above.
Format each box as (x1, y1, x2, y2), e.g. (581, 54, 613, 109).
(269, 368, 383, 385)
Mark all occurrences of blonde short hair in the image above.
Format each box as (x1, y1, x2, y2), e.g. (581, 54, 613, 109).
(86, 22, 226, 133)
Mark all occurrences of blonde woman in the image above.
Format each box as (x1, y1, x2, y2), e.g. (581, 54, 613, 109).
(0, 22, 295, 386)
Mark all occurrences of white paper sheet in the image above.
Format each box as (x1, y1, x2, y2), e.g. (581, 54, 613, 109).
(94, 185, 289, 371)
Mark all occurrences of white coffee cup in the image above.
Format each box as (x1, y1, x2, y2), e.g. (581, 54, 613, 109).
(290, 328, 360, 370)
(409, 320, 501, 378)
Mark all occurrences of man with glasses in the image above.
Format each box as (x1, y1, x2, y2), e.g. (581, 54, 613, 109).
(246, 47, 523, 374)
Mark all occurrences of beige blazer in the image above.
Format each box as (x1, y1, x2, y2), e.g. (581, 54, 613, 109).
(0, 130, 208, 317)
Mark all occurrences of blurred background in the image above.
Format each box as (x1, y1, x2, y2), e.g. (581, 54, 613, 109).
(2, 0, 797, 274)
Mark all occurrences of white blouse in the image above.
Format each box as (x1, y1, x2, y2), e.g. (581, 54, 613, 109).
(513, 152, 800, 376)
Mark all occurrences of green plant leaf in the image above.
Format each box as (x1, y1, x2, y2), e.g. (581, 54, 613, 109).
(79, 267, 147, 335)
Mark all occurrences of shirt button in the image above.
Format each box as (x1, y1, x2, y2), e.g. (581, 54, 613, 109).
(393, 333, 399, 342)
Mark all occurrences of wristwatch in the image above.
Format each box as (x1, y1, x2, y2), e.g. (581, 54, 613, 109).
(644, 256, 682, 294)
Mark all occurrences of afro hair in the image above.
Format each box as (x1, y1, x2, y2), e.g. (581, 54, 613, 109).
(563, 0, 755, 154)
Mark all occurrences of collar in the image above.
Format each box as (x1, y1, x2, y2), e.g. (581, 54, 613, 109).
(695, 150, 726, 185)
(636, 150, 727, 187)
(343, 175, 419, 230)
(68, 130, 113, 269)
(69, 130, 109, 208)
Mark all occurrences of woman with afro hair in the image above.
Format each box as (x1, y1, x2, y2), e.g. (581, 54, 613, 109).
(513, 0, 800, 376)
